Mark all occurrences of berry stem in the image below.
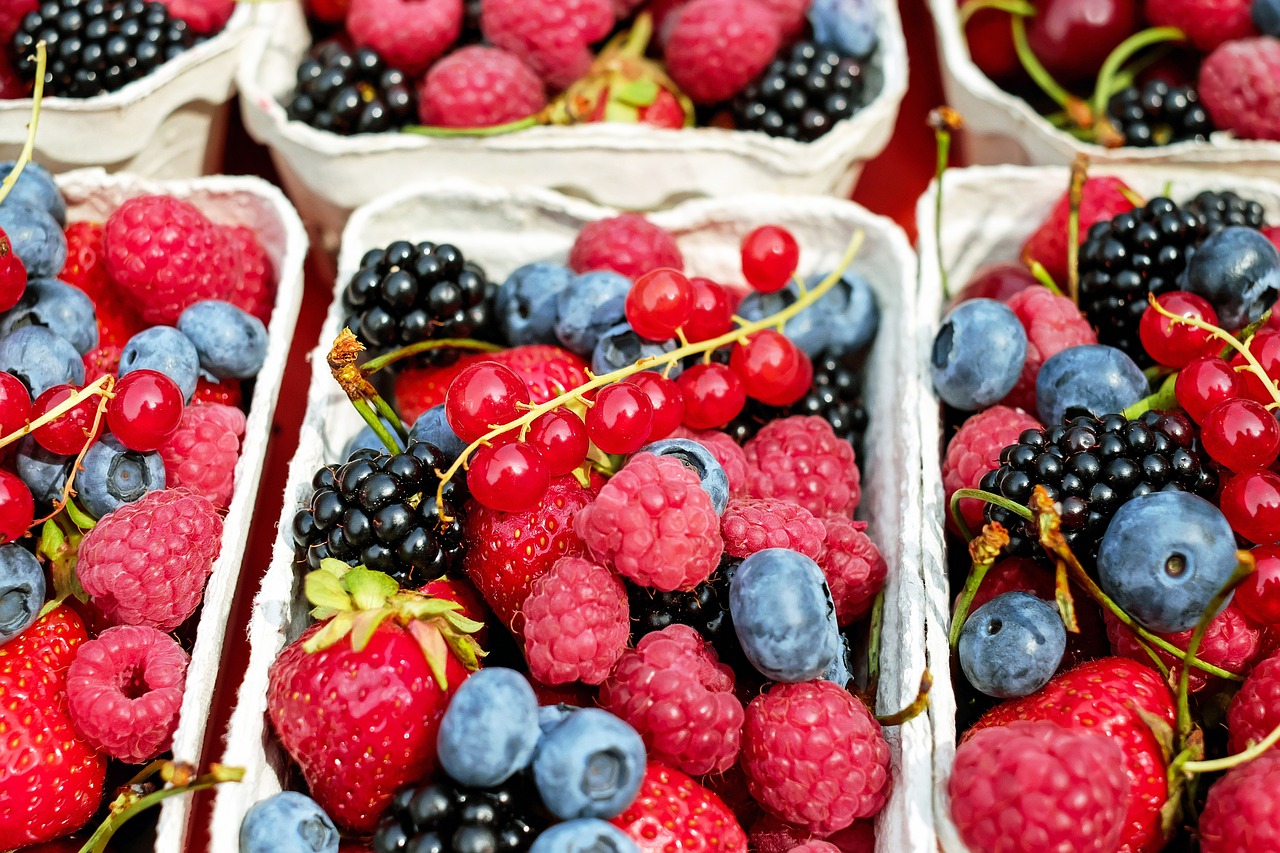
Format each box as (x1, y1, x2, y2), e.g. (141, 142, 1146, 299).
(928, 108, 963, 300)
(949, 487, 1033, 543)
(328, 329, 406, 453)
(949, 522, 1010, 648)
(1121, 371, 1179, 419)
(354, 397, 404, 455)
(1011, 15, 1085, 118)
(1066, 154, 1087, 304)
(403, 115, 543, 138)
(1182, 719, 1280, 774)
(865, 587, 886, 699)
(1089, 27, 1187, 143)
(1026, 259, 1065, 297)
(874, 670, 932, 725)
(358, 337, 503, 376)
(0, 41, 45, 209)
(1150, 293, 1280, 407)
(0, 374, 114, 451)
(956, 0, 1035, 29)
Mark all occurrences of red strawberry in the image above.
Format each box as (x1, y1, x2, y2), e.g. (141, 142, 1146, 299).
(59, 221, 146, 348)
(612, 763, 749, 852)
(191, 376, 244, 408)
(966, 657, 1176, 853)
(1021, 176, 1137, 287)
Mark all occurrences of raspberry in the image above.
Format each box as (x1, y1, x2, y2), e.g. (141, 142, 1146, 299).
(1104, 600, 1266, 693)
(790, 843, 841, 853)
(419, 46, 547, 128)
(568, 214, 684, 281)
(159, 0, 234, 32)
(220, 225, 274, 325)
(720, 497, 826, 561)
(740, 680, 890, 835)
(1199, 752, 1280, 851)
(1001, 287, 1098, 411)
(943, 405, 1042, 534)
(61, 221, 146, 348)
(575, 453, 724, 591)
(83, 345, 122, 383)
(158, 404, 246, 511)
(77, 489, 222, 631)
(599, 624, 744, 775)
(1144, 0, 1255, 52)
(0, 0, 36, 42)
(664, 0, 781, 104)
(347, 0, 462, 75)
(821, 516, 886, 625)
(65, 624, 188, 764)
(1199, 37, 1280, 141)
(521, 556, 629, 685)
(191, 376, 243, 408)
(749, 814, 875, 853)
(745, 416, 860, 518)
(1021, 177, 1137, 288)
(1226, 650, 1280, 753)
(670, 426, 750, 496)
(948, 720, 1130, 853)
(754, 0, 807, 39)
(481, 0, 615, 90)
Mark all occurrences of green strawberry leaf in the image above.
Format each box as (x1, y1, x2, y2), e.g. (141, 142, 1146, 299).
(304, 611, 356, 654)
(408, 619, 450, 690)
(349, 607, 393, 652)
(616, 78, 659, 107)
(604, 101, 640, 123)
(442, 630, 483, 672)
(305, 569, 353, 615)
(344, 566, 399, 611)
(439, 608, 487, 634)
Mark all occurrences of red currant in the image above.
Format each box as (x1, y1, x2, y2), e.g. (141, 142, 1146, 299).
(677, 363, 746, 430)
(1237, 545, 1280, 625)
(0, 229, 26, 314)
(1175, 356, 1242, 424)
(0, 371, 31, 438)
(622, 372, 684, 440)
(774, 347, 814, 407)
(1139, 292, 1221, 368)
(948, 262, 1036, 308)
(1230, 329, 1280, 405)
(1221, 468, 1280, 545)
(682, 278, 734, 343)
(729, 330, 809, 406)
(586, 384, 654, 455)
(625, 268, 695, 342)
(741, 225, 800, 293)
(526, 409, 589, 476)
(32, 385, 104, 456)
(1202, 398, 1280, 472)
(467, 441, 550, 514)
(445, 362, 532, 443)
(106, 370, 184, 452)
(0, 469, 33, 543)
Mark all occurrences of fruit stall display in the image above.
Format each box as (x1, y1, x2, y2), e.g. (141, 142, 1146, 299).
(918, 163, 1280, 851)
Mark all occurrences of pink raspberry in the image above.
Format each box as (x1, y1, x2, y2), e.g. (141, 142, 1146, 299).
(745, 416, 860, 518)
(1001, 287, 1097, 411)
(220, 225, 274, 325)
(521, 557, 630, 685)
(104, 196, 238, 325)
(599, 624, 744, 775)
(665, 0, 781, 104)
(1021, 177, 1136, 288)
(481, 0, 615, 90)
(1145, 0, 1255, 52)
(1199, 752, 1280, 851)
(1227, 650, 1280, 754)
(568, 214, 684, 281)
(65, 625, 189, 764)
(1199, 37, 1280, 141)
(158, 404, 246, 511)
(158, 0, 234, 33)
(750, 814, 875, 853)
(0, 0, 36, 43)
(1105, 600, 1266, 693)
(575, 453, 723, 591)
(821, 516, 886, 625)
(348, 0, 462, 75)
(789, 843, 841, 853)
(77, 489, 223, 631)
(741, 680, 890, 835)
(418, 46, 547, 128)
(669, 426, 751, 496)
(721, 497, 826, 562)
(942, 406, 1041, 535)
(754, 0, 807, 39)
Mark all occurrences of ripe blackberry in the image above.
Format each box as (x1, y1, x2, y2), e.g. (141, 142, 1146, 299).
(291, 441, 466, 587)
(732, 40, 868, 142)
(286, 41, 415, 135)
(793, 354, 868, 458)
(1105, 81, 1212, 148)
(372, 774, 545, 853)
(342, 240, 496, 360)
(11, 0, 197, 98)
(1184, 189, 1267, 235)
(980, 411, 1217, 564)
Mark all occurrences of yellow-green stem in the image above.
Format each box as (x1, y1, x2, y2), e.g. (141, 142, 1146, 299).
(359, 338, 503, 376)
(1176, 555, 1255, 743)
(0, 374, 114, 450)
(0, 41, 45, 209)
(1183, 718, 1280, 774)
(1150, 294, 1280, 407)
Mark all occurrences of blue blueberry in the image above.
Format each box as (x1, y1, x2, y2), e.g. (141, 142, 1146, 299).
(1180, 226, 1280, 330)
(437, 667, 541, 788)
(530, 820, 641, 853)
(0, 161, 66, 225)
(177, 301, 268, 381)
(556, 271, 632, 357)
(1097, 491, 1240, 633)
(729, 548, 840, 682)
(1256, 0, 1280, 35)
(239, 791, 339, 853)
(0, 278, 98, 355)
(0, 326, 84, 397)
(809, 0, 880, 58)
(822, 631, 854, 689)
(931, 299, 1026, 411)
(15, 436, 72, 504)
(737, 288, 836, 358)
(958, 592, 1066, 698)
(340, 416, 405, 461)
(408, 405, 467, 465)
(1035, 344, 1147, 426)
(0, 545, 44, 646)
(0, 203, 66, 279)
(815, 271, 880, 356)
(119, 326, 200, 402)
(532, 708, 646, 820)
(498, 262, 575, 347)
(539, 703, 579, 736)
(78, 435, 166, 520)
(592, 322, 681, 378)
(638, 438, 729, 514)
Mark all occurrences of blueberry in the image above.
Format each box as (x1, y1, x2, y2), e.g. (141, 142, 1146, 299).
(729, 548, 840, 682)
(556, 271, 632, 357)
(78, 435, 166, 519)
(0, 545, 44, 646)
(0, 161, 66, 225)
(340, 416, 404, 461)
(119, 326, 200, 402)
(530, 820, 641, 853)
(931, 299, 1026, 411)
(15, 436, 72, 504)
(1180, 226, 1280, 330)
(737, 288, 836, 358)
(0, 203, 66, 278)
(437, 667, 541, 788)
(958, 592, 1066, 698)
(816, 270, 880, 356)
(822, 631, 854, 689)
(809, 0, 880, 58)
(1035, 344, 1147, 427)
(408, 404, 467, 465)
(532, 708, 646, 820)
(239, 791, 339, 853)
(539, 703, 579, 736)
(638, 438, 729, 514)
(1257, 0, 1280, 35)
(1098, 491, 1240, 633)
(0, 278, 98, 355)
(0, 326, 84, 397)
(592, 322, 681, 378)
(177, 301, 269, 381)
(497, 262, 575, 347)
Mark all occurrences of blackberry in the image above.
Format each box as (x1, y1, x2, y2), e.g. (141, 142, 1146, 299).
(286, 41, 415, 136)
(980, 411, 1217, 564)
(1184, 189, 1268, 235)
(291, 441, 466, 587)
(627, 557, 738, 650)
(1105, 81, 1212, 148)
(723, 398, 781, 445)
(372, 775, 545, 853)
(732, 40, 868, 142)
(792, 354, 868, 457)
(11, 0, 198, 98)
(342, 239, 497, 360)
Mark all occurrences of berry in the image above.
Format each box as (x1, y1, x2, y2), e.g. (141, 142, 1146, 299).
(0, 544, 43, 643)
(1221, 467, 1280, 544)
(1139, 291, 1220, 367)
(1180, 225, 1280, 329)
(409, 404, 467, 465)
(286, 42, 415, 135)
(0, 228, 26, 314)
(1227, 649, 1280, 752)
(1144, 0, 1255, 52)
(0, 370, 30, 438)
(446, 361, 531, 443)
(555, 270, 632, 357)
(569, 215, 683, 281)
(1231, 328, 1280, 404)
(1258, 0, 1280, 34)
(119, 325, 200, 402)
(626, 268, 694, 342)
(0, 204, 64, 279)
(372, 775, 543, 853)
(161, 0, 233, 32)
(944, 406, 1043, 534)
(808, 0, 879, 57)
(14, 435, 71, 505)
(952, 262, 1037, 307)
(533, 707, 647, 820)
(1000, 286, 1098, 411)
(611, 763, 748, 853)
(106, 368, 183, 452)
(0, 470, 33, 544)
(587, 383, 655, 455)
(592, 323, 680, 378)
(496, 262, 574, 347)
(1106, 600, 1266, 693)
(468, 441, 551, 514)
(1186, 189, 1269, 234)
(622, 372, 683, 441)
(78, 435, 166, 519)
(346, 0, 460, 75)
(0, 277, 98, 356)
(733, 40, 868, 141)
(532, 820, 639, 853)
(639, 438, 729, 514)
(665, 0, 781, 104)
(418, 45, 546, 128)
(730, 330, 810, 408)
(625, 557, 739, 658)
(31, 383, 103, 456)
(959, 591, 1066, 698)
(745, 415, 861, 518)
(931, 299, 1027, 411)
(1204, 752, 1280, 853)
(177, 299, 268, 380)
(1036, 344, 1148, 427)
(678, 362, 746, 429)
(1106, 81, 1213, 146)
(1176, 355, 1243, 422)
(1239, 544, 1280, 624)
(730, 548, 838, 681)
(721, 497, 826, 561)
(240, 793, 339, 853)
(669, 426, 751, 495)
(0, 326, 85, 398)
(480, 0, 614, 90)
(791, 354, 870, 456)
(820, 515, 886, 625)
(1021, 176, 1138, 288)
(527, 409, 589, 476)
(157, 402, 244, 510)
(221, 224, 275, 325)
(0, 161, 63, 225)
(1203, 397, 1280, 470)
(740, 225, 799, 294)
(1200, 36, 1280, 141)
(683, 277, 734, 343)
(437, 667, 540, 787)
(522, 556, 629, 685)
(397, 345, 590, 423)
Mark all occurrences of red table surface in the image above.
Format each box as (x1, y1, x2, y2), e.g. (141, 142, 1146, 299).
(179, 2, 947, 848)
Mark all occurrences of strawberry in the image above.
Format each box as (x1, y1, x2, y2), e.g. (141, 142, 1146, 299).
(612, 763, 748, 852)
(1020, 176, 1137, 288)
(266, 562, 485, 834)
(0, 606, 107, 847)
(59, 221, 146, 348)
(191, 376, 244, 408)
(966, 657, 1176, 853)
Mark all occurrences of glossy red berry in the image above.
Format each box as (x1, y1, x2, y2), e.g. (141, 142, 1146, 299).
(1175, 356, 1242, 424)
(31, 385, 104, 456)
(1202, 398, 1280, 472)
(729, 330, 809, 406)
(1221, 469, 1280, 546)
(625, 268, 695, 342)
(622, 371, 684, 440)
(677, 363, 746, 429)
(526, 409, 589, 476)
(0, 229, 26, 313)
(682, 277, 735, 342)
(445, 362, 532, 443)
(1230, 330, 1280, 406)
(0, 469, 33, 543)
(0, 372, 31, 438)
(467, 441, 551, 514)
(741, 225, 800, 293)
(948, 262, 1036, 308)
(106, 370, 184, 452)
(1237, 545, 1280, 625)
(586, 383, 654, 455)
(1139, 292, 1221, 368)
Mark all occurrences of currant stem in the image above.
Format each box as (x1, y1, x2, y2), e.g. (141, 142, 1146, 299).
(0, 373, 114, 451)
(949, 522, 1010, 648)
(956, 0, 1035, 28)
(1066, 154, 1087, 304)
(1026, 259, 1065, 297)
(53, 389, 112, 519)
(1182, 718, 1280, 774)
(1150, 294, 1280, 407)
(874, 670, 932, 725)
(76, 764, 244, 853)
(1089, 28, 1186, 134)
(358, 338, 503, 376)
(1011, 14, 1080, 115)
(928, 107, 963, 300)
(0, 41, 45, 209)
